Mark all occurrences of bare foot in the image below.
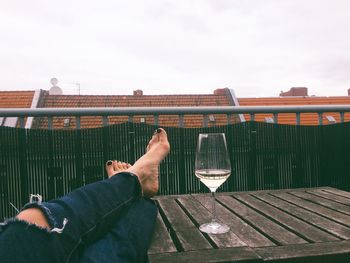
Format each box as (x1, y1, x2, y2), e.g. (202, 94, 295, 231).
(127, 128, 170, 197)
(105, 160, 131, 178)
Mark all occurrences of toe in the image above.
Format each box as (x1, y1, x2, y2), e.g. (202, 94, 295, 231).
(116, 161, 124, 171)
(112, 161, 118, 171)
(105, 160, 115, 177)
(120, 162, 129, 170)
(156, 128, 168, 141)
(146, 133, 159, 152)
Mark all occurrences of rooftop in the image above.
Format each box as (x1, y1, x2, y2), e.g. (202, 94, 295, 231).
(1, 87, 350, 128)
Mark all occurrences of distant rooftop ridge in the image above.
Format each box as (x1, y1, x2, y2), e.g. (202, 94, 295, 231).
(280, 87, 308, 97)
(1, 87, 350, 128)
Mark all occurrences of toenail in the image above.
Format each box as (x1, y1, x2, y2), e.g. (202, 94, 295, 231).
(106, 160, 113, 166)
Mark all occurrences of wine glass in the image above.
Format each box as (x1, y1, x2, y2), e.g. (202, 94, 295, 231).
(195, 133, 231, 234)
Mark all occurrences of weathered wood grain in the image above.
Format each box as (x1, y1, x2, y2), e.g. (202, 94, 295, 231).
(149, 188, 350, 262)
(193, 194, 273, 248)
(149, 247, 262, 263)
(291, 190, 350, 215)
(272, 192, 350, 226)
(148, 213, 177, 254)
(178, 195, 247, 248)
(323, 188, 350, 199)
(158, 198, 212, 251)
(217, 195, 307, 245)
(255, 193, 350, 239)
(235, 193, 339, 242)
(255, 240, 350, 261)
(309, 189, 350, 206)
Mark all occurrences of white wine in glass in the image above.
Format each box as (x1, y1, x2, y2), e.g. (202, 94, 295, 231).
(195, 133, 231, 234)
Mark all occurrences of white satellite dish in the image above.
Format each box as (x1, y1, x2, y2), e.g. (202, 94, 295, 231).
(49, 77, 63, 95)
(50, 78, 59, 87)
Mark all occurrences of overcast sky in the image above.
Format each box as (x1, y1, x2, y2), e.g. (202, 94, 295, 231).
(1, 0, 349, 97)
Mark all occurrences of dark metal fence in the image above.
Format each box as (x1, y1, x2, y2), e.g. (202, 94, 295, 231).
(1, 105, 350, 128)
(1, 121, 350, 220)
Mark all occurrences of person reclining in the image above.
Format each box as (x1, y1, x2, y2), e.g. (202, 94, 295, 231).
(0, 128, 170, 263)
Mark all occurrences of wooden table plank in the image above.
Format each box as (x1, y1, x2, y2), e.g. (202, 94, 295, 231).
(178, 196, 247, 248)
(217, 195, 307, 245)
(323, 188, 350, 199)
(149, 188, 350, 262)
(272, 192, 350, 226)
(149, 247, 262, 263)
(291, 190, 350, 215)
(255, 193, 350, 239)
(148, 213, 177, 255)
(235, 193, 339, 242)
(309, 189, 350, 206)
(158, 198, 212, 251)
(193, 194, 274, 248)
(255, 240, 350, 262)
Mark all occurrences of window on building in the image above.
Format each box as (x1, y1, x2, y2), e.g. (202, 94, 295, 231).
(326, 115, 336, 124)
(265, 117, 274, 123)
(63, 118, 70, 127)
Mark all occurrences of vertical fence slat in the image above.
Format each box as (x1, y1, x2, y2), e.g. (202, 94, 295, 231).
(19, 117, 25, 128)
(318, 113, 323, 125)
(48, 117, 53, 130)
(179, 115, 184, 128)
(1, 109, 350, 220)
(154, 115, 159, 126)
(250, 113, 255, 122)
(203, 115, 209, 127)
(296, 113, 301, 125)
(102, 116, 108, 127)
(273, 113, 278, 123)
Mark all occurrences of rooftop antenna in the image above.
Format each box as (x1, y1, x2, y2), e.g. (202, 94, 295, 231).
(66, 82, 81, 95)
(76, 82, 81, 95)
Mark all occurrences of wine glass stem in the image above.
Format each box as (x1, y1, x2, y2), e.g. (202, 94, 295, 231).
(211, 191, 217, 223)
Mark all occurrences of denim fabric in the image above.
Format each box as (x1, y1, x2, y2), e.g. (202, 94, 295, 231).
(0, 172, 157, 263)
(80, 198, 158, 263)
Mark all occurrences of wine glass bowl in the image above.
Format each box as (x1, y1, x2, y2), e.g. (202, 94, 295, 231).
(195, 133, 231, 234)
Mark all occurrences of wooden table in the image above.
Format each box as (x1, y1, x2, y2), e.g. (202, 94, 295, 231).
(148, 187, 350, 262)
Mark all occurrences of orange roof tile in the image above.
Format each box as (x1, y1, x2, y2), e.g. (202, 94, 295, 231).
(34, 93, 232, 129)
(0, 91, 35, 108)
(0, 91, 36, 128)
(2, 90, 350, 128)
(239, 96, 350, 125)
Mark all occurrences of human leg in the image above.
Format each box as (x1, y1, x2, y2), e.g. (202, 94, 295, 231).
(0, 172, 142, 263)
(0, 128, 170, 263)
(79, 198, 157, 263)
(79, 160, 159, 263)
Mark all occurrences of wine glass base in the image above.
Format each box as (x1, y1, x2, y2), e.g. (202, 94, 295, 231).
(199, 221, 230, 234)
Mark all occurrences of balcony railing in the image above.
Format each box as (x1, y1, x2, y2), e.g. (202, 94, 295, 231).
(1, 105, 350, 220)
(1, 105, 350, 129)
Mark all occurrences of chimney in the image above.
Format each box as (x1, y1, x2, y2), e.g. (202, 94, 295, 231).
(280, 87, 308, 97)
(133, 89, 143, 96)
(213, 88, 226, 95)
(348, 88, 350, 96)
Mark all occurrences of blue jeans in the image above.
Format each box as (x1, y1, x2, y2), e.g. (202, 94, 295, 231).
(0, 172, 158, 263)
